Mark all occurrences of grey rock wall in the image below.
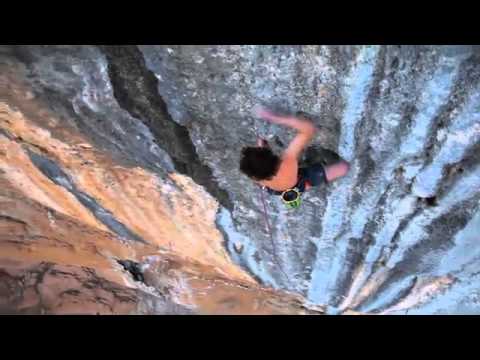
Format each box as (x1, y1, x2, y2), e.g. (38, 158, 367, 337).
(2, 45, 480, 314)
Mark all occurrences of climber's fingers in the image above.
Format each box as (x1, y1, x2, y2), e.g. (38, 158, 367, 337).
(257, 138, 269, 147)
(253, 106, 279, 122)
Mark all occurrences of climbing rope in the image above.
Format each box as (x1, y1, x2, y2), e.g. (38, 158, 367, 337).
(258, 183, 273, 243)
(253, 121, 290, 284)
(252, 123, 274, 239)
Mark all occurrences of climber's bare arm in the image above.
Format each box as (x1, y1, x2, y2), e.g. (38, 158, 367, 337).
(256, 108, 317, 160)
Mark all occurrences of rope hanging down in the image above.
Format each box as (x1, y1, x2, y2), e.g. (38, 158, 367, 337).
(253, 122, 290, 284)
(252, 123, 274, 240)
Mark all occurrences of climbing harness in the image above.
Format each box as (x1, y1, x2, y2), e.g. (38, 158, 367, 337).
(265, 171, 309, 210)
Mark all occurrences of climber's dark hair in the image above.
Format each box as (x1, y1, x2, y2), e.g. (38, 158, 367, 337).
(239, 146, 281, 181)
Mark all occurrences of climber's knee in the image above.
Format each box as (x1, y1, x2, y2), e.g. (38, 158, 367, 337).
(324, 160, 350, 182)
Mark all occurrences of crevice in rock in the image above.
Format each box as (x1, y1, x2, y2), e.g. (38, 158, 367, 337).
(0, 127, 13, 140)
(359, 195, 479, 311)
(366, 276, 418, 314)
(97, 45, 233, 211)
(425, 196, 437, 207)
(0, 215, 28, 235)
(0, 262, 192, 314)
(418, 196, 438, 207)
(437, 140, 480, 197)
(26, 149, 146, 243)
(0, 215, 28, 226)
(349, 48, 386, 186)
(347, 203, 424, 309)
(329, 183, 397, 307)
(117, 260, 145, 283)
(420, 55, 480, 169)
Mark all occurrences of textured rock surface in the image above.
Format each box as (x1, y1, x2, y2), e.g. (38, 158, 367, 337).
(1, 45, 480, 314)
(0, 47, 324, 314)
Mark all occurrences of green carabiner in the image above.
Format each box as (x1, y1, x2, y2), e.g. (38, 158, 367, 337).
(281, 188, 302, 209)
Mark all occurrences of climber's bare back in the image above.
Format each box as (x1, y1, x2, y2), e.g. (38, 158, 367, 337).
(259, 155, 298, 191)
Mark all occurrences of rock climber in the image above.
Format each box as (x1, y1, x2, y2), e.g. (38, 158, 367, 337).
(239, 107, 350, 208)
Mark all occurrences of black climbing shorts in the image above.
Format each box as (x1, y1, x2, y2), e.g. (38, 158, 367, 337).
(296, 163, 327, 192)
(301, 163, 327, 187)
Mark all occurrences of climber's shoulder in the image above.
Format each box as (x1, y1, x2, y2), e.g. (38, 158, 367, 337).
(258, 156, 298, 190)
(279, 153, 298, 169)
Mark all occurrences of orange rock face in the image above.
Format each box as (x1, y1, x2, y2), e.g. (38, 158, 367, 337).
(0, 66, 323, 315)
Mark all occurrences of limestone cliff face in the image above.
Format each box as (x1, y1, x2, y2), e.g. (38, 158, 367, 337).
(0, 46, 323, 314)
(1, 45, 480, 314)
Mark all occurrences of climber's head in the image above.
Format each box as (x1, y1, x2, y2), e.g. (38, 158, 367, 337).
(239, 146, 281, 181)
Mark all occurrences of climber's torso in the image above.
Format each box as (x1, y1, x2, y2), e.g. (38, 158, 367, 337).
(259, 155, 300, 191)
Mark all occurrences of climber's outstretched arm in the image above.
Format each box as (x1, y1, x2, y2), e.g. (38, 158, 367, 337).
(255, 107, 317, 160)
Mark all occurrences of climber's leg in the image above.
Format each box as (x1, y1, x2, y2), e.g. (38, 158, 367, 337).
(323, 160, 350, 182)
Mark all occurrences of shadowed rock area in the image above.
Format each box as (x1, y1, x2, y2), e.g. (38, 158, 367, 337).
(1, 45, 480, 314)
